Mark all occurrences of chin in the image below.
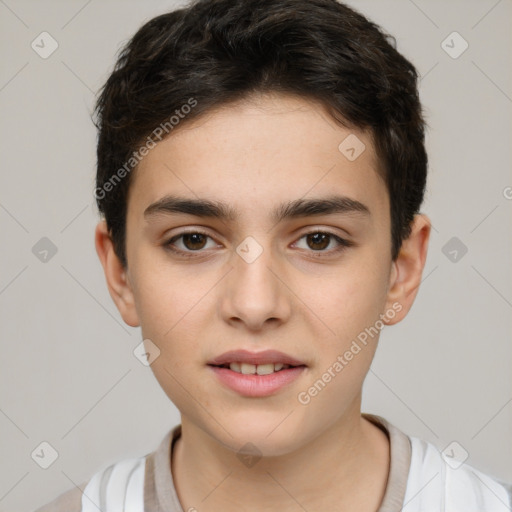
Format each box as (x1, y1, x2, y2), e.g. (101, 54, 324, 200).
(213, 414, 306, 458)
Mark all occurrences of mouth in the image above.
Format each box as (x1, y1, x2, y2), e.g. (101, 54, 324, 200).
(208, 363, 307, 397)
(208, 362, 306, 375)
(206, 350, 308, 396)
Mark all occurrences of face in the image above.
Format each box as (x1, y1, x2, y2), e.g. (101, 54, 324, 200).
(96, 92, 429, 456)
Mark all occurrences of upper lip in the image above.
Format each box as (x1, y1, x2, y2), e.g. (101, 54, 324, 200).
(207, 349, 306, 367)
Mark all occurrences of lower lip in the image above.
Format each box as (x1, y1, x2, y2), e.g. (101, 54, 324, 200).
(208, 365, 307, 397)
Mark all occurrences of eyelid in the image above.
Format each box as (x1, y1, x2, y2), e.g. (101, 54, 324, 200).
(294, 224, 352, 239)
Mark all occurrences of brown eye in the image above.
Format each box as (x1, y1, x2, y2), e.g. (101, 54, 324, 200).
(182, 233, 208, 250)
(164, 230, 217, 255)
(306, 232, 330, 250)
(293, 230, 353, 255)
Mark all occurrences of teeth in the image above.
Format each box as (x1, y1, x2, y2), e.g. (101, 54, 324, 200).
(256, 363, 275, 375)
(229, 362, 290, 374)
(230, 362, 241, 373)
(241, 363, 256, 374)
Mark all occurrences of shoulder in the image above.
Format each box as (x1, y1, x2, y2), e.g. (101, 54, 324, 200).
(32, 425, 180, 512)
(33, 456, 147, 512)
(33, 481, 87, 512)
(403, 435, 512, 511)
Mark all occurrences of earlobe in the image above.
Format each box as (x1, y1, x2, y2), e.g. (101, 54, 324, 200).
(94, 220, 140, 327)
(384, 214, 431, 325)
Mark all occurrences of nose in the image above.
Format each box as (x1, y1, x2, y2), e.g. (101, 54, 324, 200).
(219, 240, 292, 332)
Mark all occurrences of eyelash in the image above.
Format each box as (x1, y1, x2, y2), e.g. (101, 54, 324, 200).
(163, 229, 353, 258)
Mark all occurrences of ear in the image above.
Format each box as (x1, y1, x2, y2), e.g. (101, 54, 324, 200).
(383, 214, 431, 325)
(94, 220, 140, 327)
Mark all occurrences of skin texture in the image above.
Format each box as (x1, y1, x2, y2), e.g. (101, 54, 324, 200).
(95, 92, 430, 511)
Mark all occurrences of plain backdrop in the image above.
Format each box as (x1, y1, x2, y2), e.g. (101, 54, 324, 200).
(0, 0, 511, 510)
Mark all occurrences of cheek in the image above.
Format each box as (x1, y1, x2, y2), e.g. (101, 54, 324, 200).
(302, 252, 391, 358)
(131, 247, 206, 324)
(131, 264, 215, 407)
(296, 269, 388, 413)
(129, 260, 214, 361)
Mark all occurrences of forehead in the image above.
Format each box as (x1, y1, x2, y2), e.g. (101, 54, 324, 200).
(128, 93, 388, 224)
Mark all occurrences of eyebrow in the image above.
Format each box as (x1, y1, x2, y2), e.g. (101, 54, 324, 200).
(143, 194, 371, 223)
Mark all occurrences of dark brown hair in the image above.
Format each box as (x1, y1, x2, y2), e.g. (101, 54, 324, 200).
(94, 0, 428, 268)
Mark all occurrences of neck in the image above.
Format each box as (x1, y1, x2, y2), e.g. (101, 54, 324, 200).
(171, 406, 390, 511)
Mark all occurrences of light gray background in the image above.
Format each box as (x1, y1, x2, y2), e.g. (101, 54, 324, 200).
(0, 0, 511, 510)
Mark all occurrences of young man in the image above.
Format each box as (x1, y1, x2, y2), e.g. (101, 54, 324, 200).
(36, 0, 511, 510)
